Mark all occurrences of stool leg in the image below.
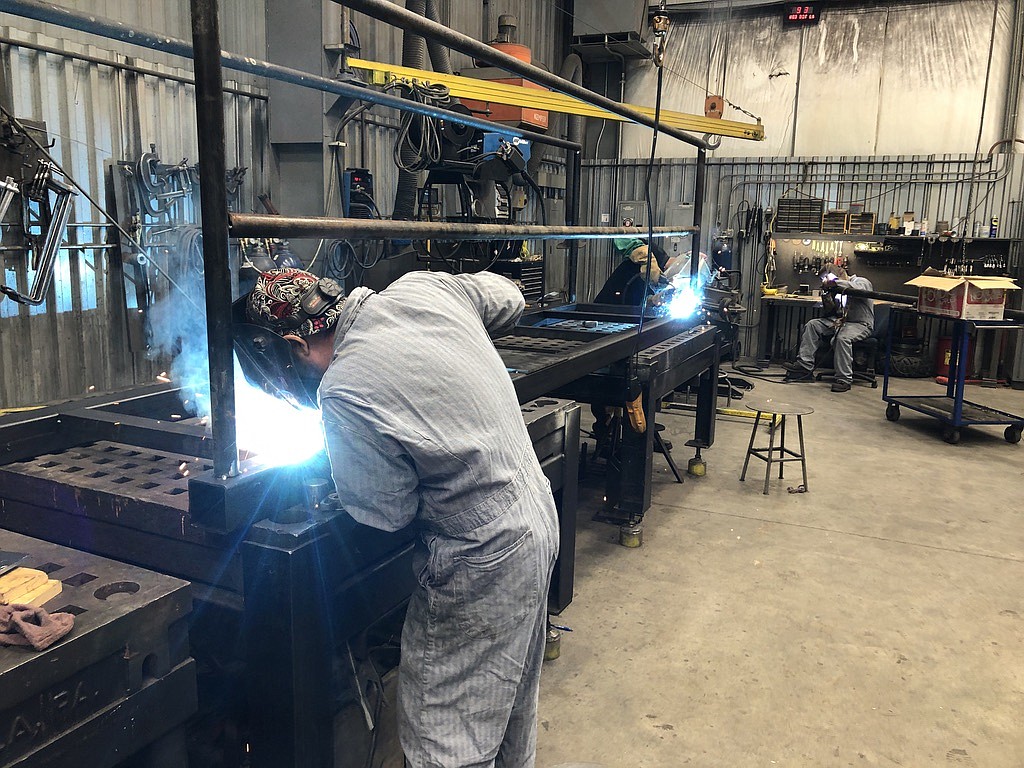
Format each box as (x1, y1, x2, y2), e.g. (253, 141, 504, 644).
(778, 414, 786, 479)
(797, 414, 808, 491)
(763, 414, 777, 495)
(740, 410, 762, 481)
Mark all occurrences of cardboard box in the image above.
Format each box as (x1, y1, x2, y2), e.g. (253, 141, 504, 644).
(906, 271, 1020, 321)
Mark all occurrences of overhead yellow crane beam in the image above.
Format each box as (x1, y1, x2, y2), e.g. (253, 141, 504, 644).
(348, 58, 765, 142)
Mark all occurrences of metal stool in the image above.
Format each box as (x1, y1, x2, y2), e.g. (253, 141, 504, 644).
(740, 398, 813, 495)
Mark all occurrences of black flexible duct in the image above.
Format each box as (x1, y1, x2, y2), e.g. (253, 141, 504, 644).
(423, 0, 452, 75)
(393, 0, 428, 220)
(527, 53, 583, 180)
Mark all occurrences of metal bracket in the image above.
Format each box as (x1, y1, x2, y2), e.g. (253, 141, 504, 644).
(0, 165, 77, 306)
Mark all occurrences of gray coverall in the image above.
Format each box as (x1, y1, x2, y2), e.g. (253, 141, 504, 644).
(318, 271, 559, 768)
(795, 276, 875, 383)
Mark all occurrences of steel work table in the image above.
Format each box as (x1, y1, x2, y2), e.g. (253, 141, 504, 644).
(498, 305, 720, 525)
(0, 530, 195, 768)
(0, 390, 579, 768)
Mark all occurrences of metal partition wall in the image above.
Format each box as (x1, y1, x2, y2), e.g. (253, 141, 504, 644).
(581, 153, 1024, 358)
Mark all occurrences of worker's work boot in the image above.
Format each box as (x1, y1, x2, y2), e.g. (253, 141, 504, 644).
(784, 366, 813, 383)
(831, 380, 852, 393)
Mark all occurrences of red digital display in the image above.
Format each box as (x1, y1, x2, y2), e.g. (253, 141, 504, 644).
(784, 4, 819, 24)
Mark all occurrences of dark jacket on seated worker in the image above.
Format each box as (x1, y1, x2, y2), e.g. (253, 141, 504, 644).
(593, 238, 670, 305)
(784, 262, 874, 393)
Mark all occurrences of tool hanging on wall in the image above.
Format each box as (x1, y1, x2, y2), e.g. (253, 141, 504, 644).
(0, 161, 77, 306)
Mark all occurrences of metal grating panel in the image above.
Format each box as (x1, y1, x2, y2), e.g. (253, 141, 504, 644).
(494, 336, 589, 354)
(6, 440, 209, 509)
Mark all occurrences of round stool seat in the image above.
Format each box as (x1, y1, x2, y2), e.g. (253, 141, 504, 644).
(745, 398, 814, 417)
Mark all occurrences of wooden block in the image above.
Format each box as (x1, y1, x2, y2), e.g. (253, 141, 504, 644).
(0, 568, 47, 604)
(16, 578, 62, 607)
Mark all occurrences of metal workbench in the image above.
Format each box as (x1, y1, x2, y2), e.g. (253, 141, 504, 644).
(0, 530, 195, 768)
(498, 304, 719, 525)
(0, 390, 579, 768)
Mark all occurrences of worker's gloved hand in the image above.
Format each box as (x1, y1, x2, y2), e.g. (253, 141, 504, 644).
(627, 245, 663, 285)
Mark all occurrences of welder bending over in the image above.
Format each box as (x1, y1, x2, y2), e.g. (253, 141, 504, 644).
(784, 262, 874, 393)
(245, 268, 558, 768)
(592, 237, 669, 305)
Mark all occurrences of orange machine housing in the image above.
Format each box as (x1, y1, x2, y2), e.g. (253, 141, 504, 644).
(460, 40, 549, 131)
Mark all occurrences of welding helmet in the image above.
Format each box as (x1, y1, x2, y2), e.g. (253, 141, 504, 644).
(233, 269, 346, 408)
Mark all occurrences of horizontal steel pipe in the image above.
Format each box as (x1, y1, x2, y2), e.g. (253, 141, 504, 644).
(338, 0, 709, 150)
(229, 213, 698, 242)
(0, 0, 579, 152)
(834, 285, 1024, 321)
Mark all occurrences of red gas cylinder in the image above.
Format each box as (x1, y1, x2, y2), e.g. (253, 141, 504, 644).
(935, 336, 975, 378)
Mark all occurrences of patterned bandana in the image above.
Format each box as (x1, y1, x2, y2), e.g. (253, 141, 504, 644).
(246, 268, 346, 338)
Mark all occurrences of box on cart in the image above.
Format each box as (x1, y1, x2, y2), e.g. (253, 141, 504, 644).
(906, 269, 1019, 321)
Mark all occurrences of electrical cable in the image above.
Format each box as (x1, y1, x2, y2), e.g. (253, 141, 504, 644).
(633, 61, 667, 359)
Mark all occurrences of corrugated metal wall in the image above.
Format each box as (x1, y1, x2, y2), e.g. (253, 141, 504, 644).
(0, 0, 265, 66)
(621, 0, 1016, 158)
(0, 30, 268, 408)
(578, 153, 1024, 354)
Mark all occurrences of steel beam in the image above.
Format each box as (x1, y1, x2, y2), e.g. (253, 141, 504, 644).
(191, 0, 237, 479)
(338, 0, 709, 150)
(348, 57, 764, 141)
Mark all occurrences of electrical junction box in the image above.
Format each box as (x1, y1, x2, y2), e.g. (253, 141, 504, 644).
(616, 200, 648, 228)
(906, 271, 1020, 321)
(663, 201, 695, 259)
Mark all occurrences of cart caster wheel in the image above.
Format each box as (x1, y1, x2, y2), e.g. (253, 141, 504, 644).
(1005, 426, 1022, 444)
(885, 403, 900, 422)
(943, 427, 961, 445)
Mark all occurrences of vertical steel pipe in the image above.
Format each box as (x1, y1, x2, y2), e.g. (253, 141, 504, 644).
(691, 147, 707, 280)
(190, 0, 237, 479)
(565, 149, 582, 302)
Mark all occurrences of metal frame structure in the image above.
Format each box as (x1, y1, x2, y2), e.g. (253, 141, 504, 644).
(0, 0, 712, 478)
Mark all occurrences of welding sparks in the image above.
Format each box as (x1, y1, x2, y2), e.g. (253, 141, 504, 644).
(668, 278, 703, 320)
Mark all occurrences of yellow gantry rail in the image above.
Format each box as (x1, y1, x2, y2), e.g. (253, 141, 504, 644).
(348, 58, 765, 142)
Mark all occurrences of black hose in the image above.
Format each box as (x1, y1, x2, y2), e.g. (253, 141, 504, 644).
(526, 53, 583, 181)
(423, 0, 452, 75)
(393, 0, 428, 221)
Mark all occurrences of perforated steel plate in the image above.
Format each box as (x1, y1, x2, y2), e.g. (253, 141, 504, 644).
(5, 441, 210, 510)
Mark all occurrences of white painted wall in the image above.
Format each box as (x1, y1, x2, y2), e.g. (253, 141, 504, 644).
(622, 0, 1015, 159)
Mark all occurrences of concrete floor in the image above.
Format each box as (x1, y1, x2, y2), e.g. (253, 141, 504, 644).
(538, 375, 1024, 768)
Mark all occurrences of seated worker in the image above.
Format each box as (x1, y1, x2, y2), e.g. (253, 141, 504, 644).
(593, 237, 670, 305)
(784, 262, 874, 392)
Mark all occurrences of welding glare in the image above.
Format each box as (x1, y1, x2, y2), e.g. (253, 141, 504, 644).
(667, 278, 703, 320)
(233, 358, 325, 467)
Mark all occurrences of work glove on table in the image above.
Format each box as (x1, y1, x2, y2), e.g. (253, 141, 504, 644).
(0, 603, 75, 651)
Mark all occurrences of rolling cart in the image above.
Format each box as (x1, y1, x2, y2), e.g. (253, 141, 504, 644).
(882, 306, 1024, 444)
